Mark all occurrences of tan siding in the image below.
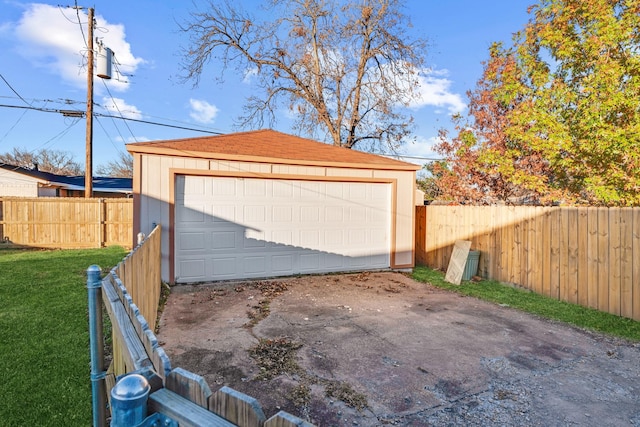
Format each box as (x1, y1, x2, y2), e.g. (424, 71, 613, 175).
(326, 168, 373, 178)
(271, 164, 326, 175)
(373, 169, 415, 268)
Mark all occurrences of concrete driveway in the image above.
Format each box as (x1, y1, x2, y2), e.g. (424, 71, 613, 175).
(157, 271, 640, 426)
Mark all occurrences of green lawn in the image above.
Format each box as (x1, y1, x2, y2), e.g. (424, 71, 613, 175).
(0, 247, 127, 427)
(412, 266, 640, 342)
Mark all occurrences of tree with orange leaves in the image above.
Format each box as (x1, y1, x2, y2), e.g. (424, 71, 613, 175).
(435, 0, 640, 206)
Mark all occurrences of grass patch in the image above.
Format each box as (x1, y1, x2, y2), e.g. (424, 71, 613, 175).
(0, 246, 127, 427)
(412, 266, 640, 342)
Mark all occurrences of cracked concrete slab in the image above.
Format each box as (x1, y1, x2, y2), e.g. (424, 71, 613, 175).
(157, 271, 640, 426)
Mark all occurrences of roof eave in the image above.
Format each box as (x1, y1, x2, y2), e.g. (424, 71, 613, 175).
(126, 145, 421, 172)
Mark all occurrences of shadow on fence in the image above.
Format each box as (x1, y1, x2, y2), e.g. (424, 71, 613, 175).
(416, 205, 640, 322)
(89, 225, 313, 426)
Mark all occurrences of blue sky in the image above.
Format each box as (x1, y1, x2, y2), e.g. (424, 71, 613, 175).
(0, 0, 533, 171)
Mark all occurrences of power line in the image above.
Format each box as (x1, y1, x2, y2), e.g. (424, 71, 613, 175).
(0, 103, 224, 135)
(94, 115, 129, 157)
(100, 79, 138, 142)
(0, 74, 31, 106)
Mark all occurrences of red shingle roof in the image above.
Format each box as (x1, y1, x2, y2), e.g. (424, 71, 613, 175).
(126, 129, 419, 171)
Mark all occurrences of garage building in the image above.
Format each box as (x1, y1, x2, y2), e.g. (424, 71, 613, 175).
(127, 130, 420, 284)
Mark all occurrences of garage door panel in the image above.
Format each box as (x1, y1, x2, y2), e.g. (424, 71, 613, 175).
(273, 230, 293, 246)
(272, 206, 293, 222)
(179, 259, 206, 281)
(178, 232, 205, 251)
(211, 231, 236, 250)
(212, 206, 236, 222)
(301, 206, 319, 222)
(244, 256, 266, 274)
(325, 206, 344, 222)
(178, 205, 206, 223)
(272, 254, 294, 273)
(272, 181, 294, 197)
(175, 176, 391, 282)
(300, 253, 320, 270)
(212, 257, 237, 278)
(348, 183, 367, 199)
(244, 230, 266, 248)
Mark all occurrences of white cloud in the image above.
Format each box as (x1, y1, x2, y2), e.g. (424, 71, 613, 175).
(243, 66, 259, 84)
(411, 69, 466, 114)
(12, 4, 144, 92)
(189, 98, 219, 124)
(101, 96, 142, 120)
(397, 135, 442, 166)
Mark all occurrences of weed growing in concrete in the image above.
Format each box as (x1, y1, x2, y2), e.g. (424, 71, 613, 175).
(249, 337, 303, 380)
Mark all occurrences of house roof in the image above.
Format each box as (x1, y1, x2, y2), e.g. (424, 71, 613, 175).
(0, 163, 132, 193)
(126, 129, 421, 171)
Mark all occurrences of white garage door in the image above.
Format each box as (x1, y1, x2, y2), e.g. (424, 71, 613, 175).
(174, 175, 392, 283)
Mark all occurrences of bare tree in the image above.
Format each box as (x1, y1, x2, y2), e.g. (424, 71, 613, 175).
(96, 151, 133, 178)
(181, 0, 427, 152)
(0, 147, 83, 175)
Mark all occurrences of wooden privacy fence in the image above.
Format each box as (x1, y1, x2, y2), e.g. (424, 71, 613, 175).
(416, 205, 640, 322)
(101, 225, 312, 426)
(0, 197, 132, 249)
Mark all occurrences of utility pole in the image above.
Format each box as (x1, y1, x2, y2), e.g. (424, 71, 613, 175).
(85, 7, 94, 198)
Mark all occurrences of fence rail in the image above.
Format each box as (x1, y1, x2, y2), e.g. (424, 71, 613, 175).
(0, 197, 132, 249)
(416, 205, 640, 322)
(98, 225, 312, 426)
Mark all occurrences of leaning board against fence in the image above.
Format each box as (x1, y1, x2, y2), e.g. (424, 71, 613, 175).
(102, 226, 313, 426)
(416, 205, 640, 322)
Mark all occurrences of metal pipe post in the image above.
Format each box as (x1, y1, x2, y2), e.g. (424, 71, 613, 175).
(87, 264, 106, 427)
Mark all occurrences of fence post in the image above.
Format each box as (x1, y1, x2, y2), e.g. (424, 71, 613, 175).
(87, 265, 106, 427)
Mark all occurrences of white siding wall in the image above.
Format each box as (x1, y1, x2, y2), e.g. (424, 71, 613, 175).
(0, 170, 39, 197)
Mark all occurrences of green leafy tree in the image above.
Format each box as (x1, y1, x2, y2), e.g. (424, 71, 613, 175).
(416, 161, 446, 203)
(180, 0, 427, 152)
(434, 45, 558, 205)
(437, 0, 640, 206)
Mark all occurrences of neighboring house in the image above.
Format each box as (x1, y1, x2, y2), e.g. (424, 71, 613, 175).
(127, 129, 420, 284)
(0, 163, 132, 198)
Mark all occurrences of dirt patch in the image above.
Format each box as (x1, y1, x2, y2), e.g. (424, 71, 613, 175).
(157, 271, 640, 426)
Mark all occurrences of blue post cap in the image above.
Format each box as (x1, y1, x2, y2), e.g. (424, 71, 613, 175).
(110, 374, 150, 410)
(86, 265, 102, 287)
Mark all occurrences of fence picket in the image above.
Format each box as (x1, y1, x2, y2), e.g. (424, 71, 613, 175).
(166, 368, 212, 409)
(577, 209, 589, 306)
(598, 208, 610, 312)
(264, 411, 315, 427)
(567, 208, 579, 304)
(416, 206, 640, 321)
(620, 208, 633, 319)
(209, 386, 267, 427)
(633, 209, 640, 321)
(609, 208, 622, 315)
